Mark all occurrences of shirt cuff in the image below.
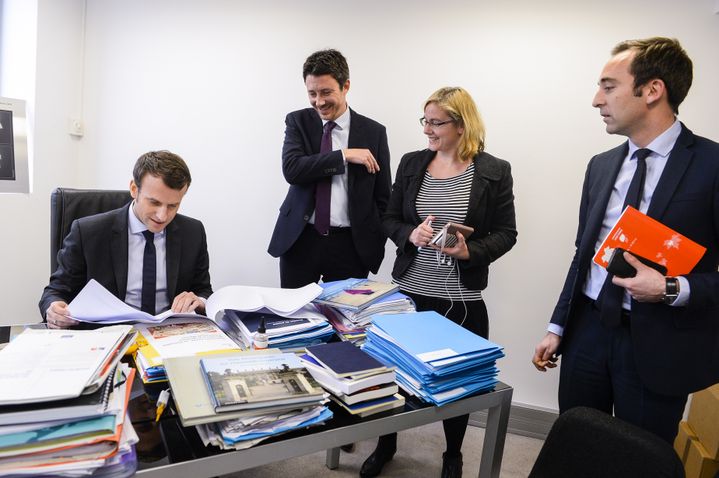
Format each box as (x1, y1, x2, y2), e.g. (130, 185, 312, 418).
(671, 276, 690, 307)
(547, 323, 564, 337)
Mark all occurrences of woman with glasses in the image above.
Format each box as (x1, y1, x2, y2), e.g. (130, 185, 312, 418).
(359, 87, 517, 478)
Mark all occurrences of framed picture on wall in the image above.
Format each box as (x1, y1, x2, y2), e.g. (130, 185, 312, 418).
(0, 97, 29, 194)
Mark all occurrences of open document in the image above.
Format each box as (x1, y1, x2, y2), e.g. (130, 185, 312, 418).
(205, 283, 323, 321)
(67, 280, 201, 324)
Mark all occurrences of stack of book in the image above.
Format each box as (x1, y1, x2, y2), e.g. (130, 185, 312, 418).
(224, 306, 335, 351)
(132, 318, 242, 384)
(165, 351, 332, 450)
(0, 326, 138, 476)
(300, 341, 404, 417)
(314, 279, 414, 344)
(363, 311, 505, 406)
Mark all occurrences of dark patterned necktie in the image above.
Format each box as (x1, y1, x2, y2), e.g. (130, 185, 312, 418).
(597, 148, 651, 327)
(141, 230, 156, 315)
(314, 121, 337, 235)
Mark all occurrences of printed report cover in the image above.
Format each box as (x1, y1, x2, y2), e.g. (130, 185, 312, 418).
(592, 206, 706, 276)
(200, 353, 325, 412)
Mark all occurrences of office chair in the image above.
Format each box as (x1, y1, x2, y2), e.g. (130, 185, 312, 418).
(529, 406, 685, 478)
(50, 188, 132, 273)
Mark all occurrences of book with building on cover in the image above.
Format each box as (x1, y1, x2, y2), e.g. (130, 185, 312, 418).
(199, 353, 326, 413)
(305, 341, 387, 378)
(314, 279, 399, 312)
(592, 206, 706, 276)
(164, 349, 317, 427)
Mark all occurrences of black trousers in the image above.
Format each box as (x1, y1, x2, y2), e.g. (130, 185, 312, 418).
(279, 225, 369, 288)
(374, 291, 489, 457)
(558, 295, 687, 444)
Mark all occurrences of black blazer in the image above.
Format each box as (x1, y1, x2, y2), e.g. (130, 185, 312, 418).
(551, 124, 719, 396)
(267, 107, 391, 274)
(382, 149, 517, 291)
(39, 204, 213, 318)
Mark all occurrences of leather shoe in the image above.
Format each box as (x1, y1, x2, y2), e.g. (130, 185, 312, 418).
(359, 448, 396, 478)
(341, 443, 355, 452)
(441, 452, 463, 478)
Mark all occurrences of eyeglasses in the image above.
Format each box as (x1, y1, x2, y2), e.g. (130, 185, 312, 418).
(419, 117, 454, 128)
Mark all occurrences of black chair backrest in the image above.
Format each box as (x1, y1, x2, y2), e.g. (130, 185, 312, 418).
(50, 188, 132, 273)
(529, 406, 685, 478)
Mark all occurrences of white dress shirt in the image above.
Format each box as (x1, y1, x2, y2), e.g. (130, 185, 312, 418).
(309, 105, 351, 228)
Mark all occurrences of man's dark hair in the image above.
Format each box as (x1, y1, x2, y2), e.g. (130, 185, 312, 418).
(612, 37, 693, 114)
(133, 150, 191, 190)
(302, 49, 349, 88)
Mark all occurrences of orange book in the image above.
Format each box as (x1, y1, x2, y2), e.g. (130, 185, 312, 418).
(593, 206, 706, 276)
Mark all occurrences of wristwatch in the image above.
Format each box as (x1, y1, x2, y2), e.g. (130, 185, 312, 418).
(663, 277, 680, 305)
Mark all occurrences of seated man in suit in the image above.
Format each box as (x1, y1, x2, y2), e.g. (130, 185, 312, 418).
(268, 49, 392, 288)
(40, 150, 212, 329)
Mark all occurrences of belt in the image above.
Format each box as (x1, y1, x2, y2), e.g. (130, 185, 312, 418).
(587, 295, 631, 327)
(307, 224, 352, 236)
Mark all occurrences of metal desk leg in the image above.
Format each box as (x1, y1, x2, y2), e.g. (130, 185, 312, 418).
(325, 447, 340, 469)
(478, 389, 513, 478)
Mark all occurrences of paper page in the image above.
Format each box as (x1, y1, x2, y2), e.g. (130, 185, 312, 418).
(67, 280, 202, 324)
(205, 283, 322, 321)
(0, 326, 132, 404)
(133, 318, 241, 359)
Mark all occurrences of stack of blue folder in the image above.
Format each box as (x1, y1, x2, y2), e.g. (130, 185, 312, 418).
(362, 311, 504, 406)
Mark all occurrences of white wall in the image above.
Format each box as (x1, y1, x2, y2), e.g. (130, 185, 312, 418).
(1, 0, 718, 411)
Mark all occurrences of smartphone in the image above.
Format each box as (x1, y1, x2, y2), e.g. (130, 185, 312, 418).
(429, 222, 475, 248)
(606, 248, 667, 278)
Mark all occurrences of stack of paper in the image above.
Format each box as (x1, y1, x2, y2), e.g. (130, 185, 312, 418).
(132, 318, 242, 384)
(165, 351, 332, 450)
(315, 280, 415, 344)
(300, 341, 403, 417)
(0, 361, 138, 476)
(362, 311, 504, 406)
(0, 326, 136, 404)
(224, 306, 335, 351)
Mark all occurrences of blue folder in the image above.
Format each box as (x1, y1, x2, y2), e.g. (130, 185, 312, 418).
(371, 311, 503, 363)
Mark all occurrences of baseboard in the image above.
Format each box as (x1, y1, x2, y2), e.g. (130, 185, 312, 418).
(469, 403, 558, 440)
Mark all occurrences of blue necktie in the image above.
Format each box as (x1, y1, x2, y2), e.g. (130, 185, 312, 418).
(314, 121, 337, 235)
(597, 148, 651, 327)
(141, 230, 156, 315)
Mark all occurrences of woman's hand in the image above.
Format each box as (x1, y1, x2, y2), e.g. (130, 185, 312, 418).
(409, 215, 435, 247)
(430, 231, 470, 260)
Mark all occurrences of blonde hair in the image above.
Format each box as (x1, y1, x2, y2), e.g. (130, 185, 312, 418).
(424, 87, 485, 161)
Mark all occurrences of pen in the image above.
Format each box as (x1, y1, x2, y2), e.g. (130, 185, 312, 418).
(155, 389, 171, 422)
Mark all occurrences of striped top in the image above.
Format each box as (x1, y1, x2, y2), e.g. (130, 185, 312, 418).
(396, 163, 482, 301)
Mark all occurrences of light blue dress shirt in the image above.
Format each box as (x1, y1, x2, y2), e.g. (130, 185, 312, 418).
(549, 120, 689, 337)
(125, 202, 170, 313)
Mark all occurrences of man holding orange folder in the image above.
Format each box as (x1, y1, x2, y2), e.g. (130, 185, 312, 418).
(532, 37, 719, 443)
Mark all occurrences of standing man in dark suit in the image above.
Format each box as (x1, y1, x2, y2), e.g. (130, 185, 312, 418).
(268, 49, 392, 288)
(532, 37, 719, 443)
(40, 150, 212, 328)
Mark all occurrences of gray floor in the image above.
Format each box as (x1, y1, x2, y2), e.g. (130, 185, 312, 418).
(223, 422, 544, 477)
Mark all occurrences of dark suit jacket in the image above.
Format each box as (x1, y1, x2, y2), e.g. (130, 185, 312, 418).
(39, 204, 213, 318)
(551, 124, 719, 396)
(382, 149, 517, 290)
(267, 108, 391, 274)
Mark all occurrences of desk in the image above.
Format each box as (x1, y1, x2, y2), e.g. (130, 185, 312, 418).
(133, 382, 513, 478)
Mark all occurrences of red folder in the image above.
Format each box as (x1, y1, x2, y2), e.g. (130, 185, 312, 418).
(592, 206, 706, 276)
